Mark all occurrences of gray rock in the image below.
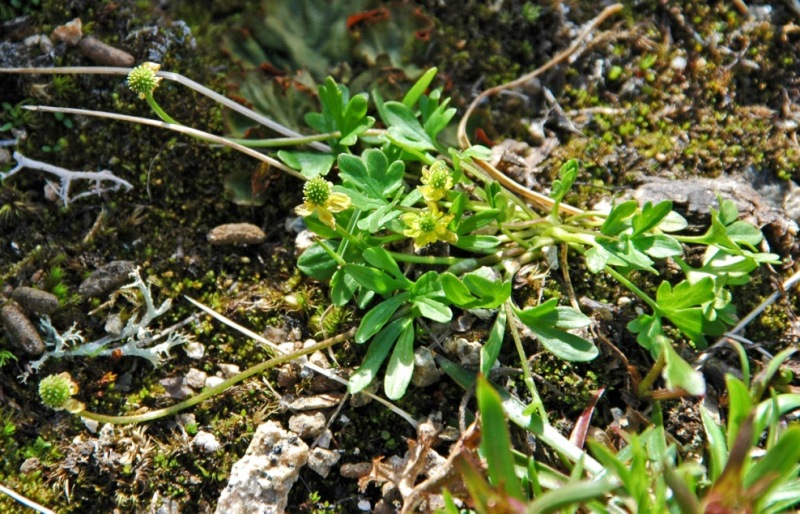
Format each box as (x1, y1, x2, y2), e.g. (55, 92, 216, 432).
(159, 376, 192, 400)
(0, 302, 44, 355)
(411, 347, 440, 387)
(307, 447, 340, 478)
(11, 286, 59, 315)
(215, 421, 308, 514)
(288, 412, 326, 440)
(443, 337, 482, 368)
(207, 223, 266, 246)
(217, 363, 240, 378)
(78, 261, 135, 299)
(185, 368, 207, 389)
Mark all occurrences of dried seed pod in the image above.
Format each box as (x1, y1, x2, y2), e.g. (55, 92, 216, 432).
(12, 286, 60, 315)
(78, 260, 135, 299)
(77, 36, 135, 67)
(0, 302, 44, 356)
(207, 223, 267, 246)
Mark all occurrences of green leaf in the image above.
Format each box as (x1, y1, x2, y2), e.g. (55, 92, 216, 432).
(627, 313, 663, 356)
(700, 404, 728, 481)
(718, 197, 739, 225)
(552, 307, 592, 330)
(525, 479, 617, 514)
(297, 242, 338, 280)
(413, 297, 452, 323)
(338, 149, 404, 203)
(481, 309, 506, 375)
(726, 375, 753, 451)
(330, 268, 358, 306)
(637, 234, 684, 258)
(402, 67, 437, 108)
(725, 220, 764, 248)
(362, 247, 407, 282)
(349, 317, 409, 394)
(657, 210, 689, 232)
(601, 200, 638, 236)
(383, 101, 436, 151)
(355, 292, 410, 343)
(744, 426, 800, 492)
(632, 201, 673, 235)
(455, 210, 501, 235)
(477, 376, 524, 501)
(462, 273, 511, 308)
(454, 235, 502, 252)
(384, 319, 415, 399)
(344, 264, 404, 295)
(528, 323, 598, 362)
(550, 159, 579, 203)
(277, 151, 335, 178)
(440, 273, 476, 306)
(660, 336, 706, 396)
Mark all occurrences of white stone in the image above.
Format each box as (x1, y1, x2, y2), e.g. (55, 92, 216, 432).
(184, 341, 205, 359)
(215, 421, 308, 514)
(288, 412, 326, 440)
(307, 447, 340, 478)
(217, 363, 240, 378)
(192, 431, 220, 453)
(205, 376, 225, 389)
(185, 368, 207, 389)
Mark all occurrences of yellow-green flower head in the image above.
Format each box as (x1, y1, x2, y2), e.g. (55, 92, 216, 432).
(296, 176, 351, 229)
(39, 372, 84, 413)
(418, 161, 454, 202)
(401, 205, 458, 250)
(127, 62, 162, 99)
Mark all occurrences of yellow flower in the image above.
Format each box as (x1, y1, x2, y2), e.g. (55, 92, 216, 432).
(296, 176, 351, 229)
(401, 206, 458, 249)
(418, 161, 454, 203)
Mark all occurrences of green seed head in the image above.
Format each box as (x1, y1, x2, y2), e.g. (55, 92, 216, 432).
(127, 62, 162, 98)
(304, 177, 332, 206)
(39, 372, 79, 410)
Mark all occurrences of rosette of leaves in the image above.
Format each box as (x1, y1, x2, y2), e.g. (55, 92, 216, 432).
(222, 0, 432, 133)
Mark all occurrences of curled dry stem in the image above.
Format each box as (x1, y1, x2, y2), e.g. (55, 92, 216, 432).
(456, 4, 624, 216)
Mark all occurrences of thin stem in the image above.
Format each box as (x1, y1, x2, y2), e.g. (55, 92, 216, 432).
(603, 265, 659, 311)
(388, 251, 462, 266)
(23, 105, 304, 180)
(227, 132, 341, 148)
(0, 66, 331, 152)
(637, 349, 665, 397)
(504, 301, 548, 423)
(78, 330, 354, 425)
(144, 93, 178, 124)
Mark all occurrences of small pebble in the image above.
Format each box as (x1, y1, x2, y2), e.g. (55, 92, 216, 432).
(288, 412, 326, 440)
(12, 286, 59, 315)
(205, 376, 225, 389)
(159, 376, 192, 400)
(287, 393, 344, 411)
(185, 368, 207, 389)
(207, 223, 266, 246)
(78, 36, 135, 67)
(51, 18, 82, 46)
(411, 347, 440, 387)
(191, 431, 221, 453)
(78, 261, 135, 299)
(217, 363, 240, 378)
(340, 462, 373, 479)
(307, 447, 340, 478)
(0, 302, 44, 355)
(184, 341, 205, 359)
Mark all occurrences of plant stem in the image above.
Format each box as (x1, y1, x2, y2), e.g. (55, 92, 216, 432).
(389, 251, 462, 266)
(603, 266, 659, 311)
(78, 330, 354, 425)
(227, 132, 341, 148)
(144, 93, 179, 124)
(505, 301, 548, 423)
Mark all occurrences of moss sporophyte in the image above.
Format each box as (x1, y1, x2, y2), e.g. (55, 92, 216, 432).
(295, 176, 351, 229)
